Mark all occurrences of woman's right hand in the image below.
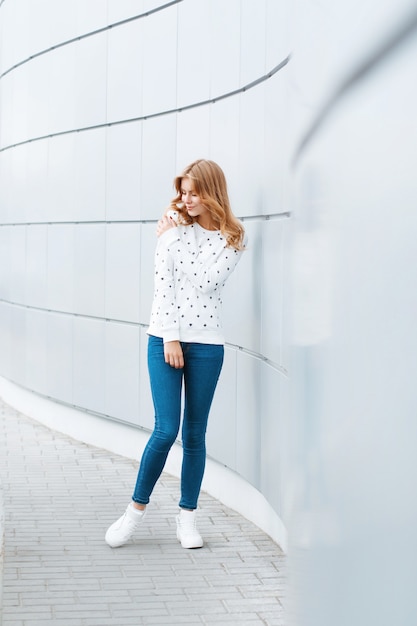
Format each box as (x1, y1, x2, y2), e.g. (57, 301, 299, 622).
(164, 341, 184, 369)
(157, 214, 177, 238)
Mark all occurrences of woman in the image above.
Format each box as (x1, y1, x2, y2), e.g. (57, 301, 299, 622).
(105, 159, 246, 549)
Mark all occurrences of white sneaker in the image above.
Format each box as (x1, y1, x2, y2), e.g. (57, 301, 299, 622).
(105, 503, 146, 548)
(176, 509, 204, 549)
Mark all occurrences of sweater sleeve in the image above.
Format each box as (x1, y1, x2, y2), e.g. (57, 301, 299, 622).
(150, 239, 180, 343)
(161, 227, 246, 294)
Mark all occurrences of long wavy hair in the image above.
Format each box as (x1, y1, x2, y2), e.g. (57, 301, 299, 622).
(169, 159, 245, 250)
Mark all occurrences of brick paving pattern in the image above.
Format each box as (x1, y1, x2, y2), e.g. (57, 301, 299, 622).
(0, 398, 286, 625)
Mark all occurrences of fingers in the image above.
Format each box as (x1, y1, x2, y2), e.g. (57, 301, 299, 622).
(156, 218, 166, 237)
(167, 354, 184, 369)
(156, 215, 176, 237)
(163, 342, 184, 369)
(165, 353, 184, 369)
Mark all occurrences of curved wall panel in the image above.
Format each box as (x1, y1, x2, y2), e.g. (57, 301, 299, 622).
(287, 1, 417, 625)
(0, 0, 290, 536)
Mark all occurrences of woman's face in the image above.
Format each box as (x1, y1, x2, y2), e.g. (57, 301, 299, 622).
(181, 178, 211, 227)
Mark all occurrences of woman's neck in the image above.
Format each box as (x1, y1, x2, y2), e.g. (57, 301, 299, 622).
(196, 216, 217, 231)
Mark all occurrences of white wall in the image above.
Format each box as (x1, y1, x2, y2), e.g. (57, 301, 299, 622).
(286, 1, 417, 625)
(0, 0, 290, 545)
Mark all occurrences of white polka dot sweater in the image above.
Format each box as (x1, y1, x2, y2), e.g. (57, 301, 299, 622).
(147, 222, 246, 345)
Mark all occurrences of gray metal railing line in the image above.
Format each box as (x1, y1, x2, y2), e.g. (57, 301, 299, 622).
(0, 212, 291, 228)
(0, 56, 290, 154)
(0, 0, 185, 79)
(292, 6, 417, 167)
(0, 297, 286, 374)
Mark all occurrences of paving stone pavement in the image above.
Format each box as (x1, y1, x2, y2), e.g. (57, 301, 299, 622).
(0, 398, 286, 626)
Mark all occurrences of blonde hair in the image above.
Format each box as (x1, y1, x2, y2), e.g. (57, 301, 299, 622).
(170, 159, 245, 250)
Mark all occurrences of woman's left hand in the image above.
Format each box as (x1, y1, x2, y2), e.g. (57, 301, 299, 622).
(156, 215, 177, 238)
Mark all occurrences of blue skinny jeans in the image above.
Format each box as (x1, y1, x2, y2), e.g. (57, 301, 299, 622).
(132, 335, 224, 510)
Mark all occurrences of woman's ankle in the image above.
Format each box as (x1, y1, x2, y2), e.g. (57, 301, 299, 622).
(131, 501, 146, 511)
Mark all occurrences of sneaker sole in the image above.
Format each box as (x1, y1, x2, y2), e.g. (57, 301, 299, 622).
(176, 529, 204, 549)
